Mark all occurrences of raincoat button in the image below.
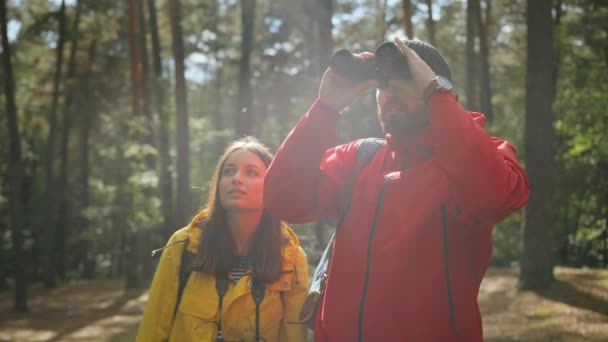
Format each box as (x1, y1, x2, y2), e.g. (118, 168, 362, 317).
(284, 280, 290, 286)
(247, 281, 252, 287)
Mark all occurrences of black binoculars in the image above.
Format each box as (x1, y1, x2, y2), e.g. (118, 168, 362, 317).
(329, 41, 411, 89)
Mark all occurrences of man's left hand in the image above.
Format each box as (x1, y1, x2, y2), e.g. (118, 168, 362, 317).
(394, 37, 437, 98)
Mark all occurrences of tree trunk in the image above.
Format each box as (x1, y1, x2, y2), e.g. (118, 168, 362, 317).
(147, 0, 174, 237)
(236, 0, 256, 137)
(519, 0, 556, 289)
(128, 0, 143, 116)
(56, 0, 81, 279)
(1, 0, 28, 311)
(316, 0, 333, 72)
(402, 0, 414, 39)
(42, 0, 67, 289)
(425, 0, 436, 45)
(465, 0, 479, 110)
(79, 39, 97, 279)
(168, 0, 191, 225)
(137, 0, 156, 172)
(475, 0, 493, 121)
(375, 0, 388, 44)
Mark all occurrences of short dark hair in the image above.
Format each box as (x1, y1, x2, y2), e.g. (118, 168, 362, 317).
(404, 39, 453, 83)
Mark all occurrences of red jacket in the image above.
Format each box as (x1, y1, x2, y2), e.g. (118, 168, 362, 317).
(264, 92, 529, 341)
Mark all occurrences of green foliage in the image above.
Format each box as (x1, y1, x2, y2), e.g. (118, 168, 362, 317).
(1, 0, 607, 290)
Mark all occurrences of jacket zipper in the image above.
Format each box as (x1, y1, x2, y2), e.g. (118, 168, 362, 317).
(357, 176, 390, 342)
(441, 204, 455, 323)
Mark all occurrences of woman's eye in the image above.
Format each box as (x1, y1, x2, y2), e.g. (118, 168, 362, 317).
(247, 169, 259, 177)
(222, 168, 235, 176)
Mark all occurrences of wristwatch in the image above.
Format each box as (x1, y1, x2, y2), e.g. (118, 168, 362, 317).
(422, 75, 453, 103)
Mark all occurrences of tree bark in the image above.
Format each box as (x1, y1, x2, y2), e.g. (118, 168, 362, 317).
(520, 0, 556, 289)
(56, 0, 81, 278)
(137, 0, 155, 173)
(465, 0, 479, 110)
(147, 0, 174, 237)
(168, 0, 191, 225)
(476, 0, 493, 121)
(1, 0, 28, 311)
(42, 0, 67, 289)
(402, 0, 414, 39)
(375, 0, 388, 44)
(316, 0, 333, 71)
(79, 39, 97, 279)
(425, 0, 436, 45)
(236, 0, 256, 137)
(128, 0, 143, 116)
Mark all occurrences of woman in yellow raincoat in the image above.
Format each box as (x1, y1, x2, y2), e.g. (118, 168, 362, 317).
(137, 137, 308, 342)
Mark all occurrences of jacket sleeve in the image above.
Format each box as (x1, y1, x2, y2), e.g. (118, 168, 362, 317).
(264, 99, 358, 223)
(279, 247, 309, 342)
(428, 92, 530, 225)
(136, 231, 184, 342)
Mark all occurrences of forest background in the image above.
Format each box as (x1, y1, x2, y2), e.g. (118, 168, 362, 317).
(0, 0, 607, 338)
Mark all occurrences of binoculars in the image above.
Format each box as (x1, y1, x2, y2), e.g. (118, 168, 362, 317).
(329, 41, 411, 88)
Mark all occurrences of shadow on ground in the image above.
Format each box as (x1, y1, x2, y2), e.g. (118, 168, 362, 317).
(0, 280, 146, 342)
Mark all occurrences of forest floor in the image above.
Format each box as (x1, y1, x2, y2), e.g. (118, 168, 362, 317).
(0, 266, 607, 341)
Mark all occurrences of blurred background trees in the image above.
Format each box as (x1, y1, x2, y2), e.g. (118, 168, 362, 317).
(1, 0, 606, 311)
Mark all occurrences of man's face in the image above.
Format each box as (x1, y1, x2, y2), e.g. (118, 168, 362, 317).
(376, 79, 428, 137)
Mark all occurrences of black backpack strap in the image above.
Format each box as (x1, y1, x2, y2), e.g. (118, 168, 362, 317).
(312, 137, 385, 297)
(174, 238, 193, 319)
(338, 137, 386, 224)
(215, 274, 230, 341)
(251, 278, 266, 342)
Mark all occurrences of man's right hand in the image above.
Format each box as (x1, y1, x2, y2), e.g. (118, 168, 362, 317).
(318, 52, 378, 112)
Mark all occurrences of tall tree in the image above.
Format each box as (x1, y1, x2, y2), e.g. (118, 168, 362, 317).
(236, 0, 256, 136)
(41, 0, 67, 288)
(424, 0, 436, 45)
(128, 0, 143, 116)
(147, 0, 173, 236)
(520, 0, 556, 289)
(137, 0, 155, 173)
(56, 0, 82, 278)
(316, 0, 333, 71)
(465, 0, 479, 110)
(168, 0, 191, 224)
(1, 0, 28, 311)
(79, 39, 97, 279)
(475, 0, 493, 121)
(375, 0, 388, 44)
(402, 0, 414, 39)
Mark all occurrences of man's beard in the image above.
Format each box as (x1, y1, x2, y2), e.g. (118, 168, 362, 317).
(382, 112, 429, 137)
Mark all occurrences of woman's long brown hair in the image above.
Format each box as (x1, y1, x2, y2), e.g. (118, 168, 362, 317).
(190, 137, 283, 283)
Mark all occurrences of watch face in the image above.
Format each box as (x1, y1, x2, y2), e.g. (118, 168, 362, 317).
(436, 76, 453, 90)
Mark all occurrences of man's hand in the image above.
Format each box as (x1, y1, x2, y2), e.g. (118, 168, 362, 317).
(318, 52, 378, 112)
(393, 37, 436, 98)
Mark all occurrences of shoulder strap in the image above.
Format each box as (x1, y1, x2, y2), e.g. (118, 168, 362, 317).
(174, 242, 194, 318)
(338, 137, 386, 224)
(251, 278, 265, 342)
(311, 138, 385, 286)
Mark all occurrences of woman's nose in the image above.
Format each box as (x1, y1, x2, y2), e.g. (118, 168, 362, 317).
(231, 171, 243, 184)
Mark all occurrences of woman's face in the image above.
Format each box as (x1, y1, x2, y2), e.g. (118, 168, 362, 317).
(218, 149, 267, 212)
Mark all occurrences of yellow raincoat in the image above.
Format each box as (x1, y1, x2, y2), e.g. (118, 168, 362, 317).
(136, 212, 309, 342)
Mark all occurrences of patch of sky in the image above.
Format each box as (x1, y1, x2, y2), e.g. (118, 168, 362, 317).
(7, 20, 21, 43)
(265, 16, 282, 34)
(185, 52, 216, 83)
(48, 0, 77, 5)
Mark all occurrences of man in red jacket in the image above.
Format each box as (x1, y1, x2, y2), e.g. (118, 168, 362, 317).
(264, 38, 529, 341)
